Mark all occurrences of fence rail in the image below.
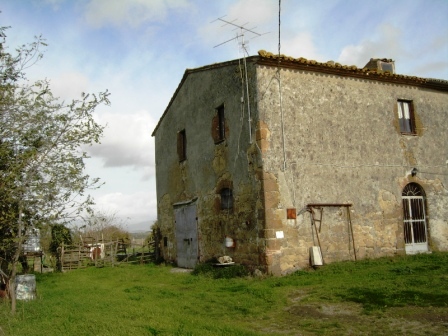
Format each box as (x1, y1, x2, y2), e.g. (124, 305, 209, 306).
(58, 238, 155, 271)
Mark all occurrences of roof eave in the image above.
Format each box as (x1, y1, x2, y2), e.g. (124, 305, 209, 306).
(152, 56, 259, 137)
(256, 50, 448, 91)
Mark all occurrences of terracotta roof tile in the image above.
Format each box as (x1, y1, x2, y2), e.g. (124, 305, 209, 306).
(257, 50, 448, 87)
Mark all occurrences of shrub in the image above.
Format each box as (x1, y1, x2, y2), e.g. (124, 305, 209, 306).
(192, 262, 249, 279)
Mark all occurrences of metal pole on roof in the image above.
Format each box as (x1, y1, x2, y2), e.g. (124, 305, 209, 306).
(211, 17, 269, 144)
(240, 32, 253, 143)
(277, 0, 287, 171)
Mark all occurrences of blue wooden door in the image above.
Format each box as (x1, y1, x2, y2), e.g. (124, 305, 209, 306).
(174, 203, 198, 268)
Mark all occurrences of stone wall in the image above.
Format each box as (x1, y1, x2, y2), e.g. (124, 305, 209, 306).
(154, 61, 266, 270)
(255, 65, 448, 274)
(154, 57, 447, 276)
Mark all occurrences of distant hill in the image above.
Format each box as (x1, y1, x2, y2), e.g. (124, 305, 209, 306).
(127, 220, 154, 234)
(129, 231, 151, 240)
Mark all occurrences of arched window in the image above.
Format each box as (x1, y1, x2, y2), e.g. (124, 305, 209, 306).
(402, 183, 425, 197)
(402, 183, 428, 254)
(220, 188, 233, 210)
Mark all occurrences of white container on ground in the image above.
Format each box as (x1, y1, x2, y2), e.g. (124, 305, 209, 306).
(309, 246, 323, 266)
(15, 274, 36, 300)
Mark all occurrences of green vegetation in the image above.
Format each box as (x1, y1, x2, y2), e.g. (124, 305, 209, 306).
(1, 252, 447, 335)
(0, 27, 109, 313)
(192, 262, 249, 279)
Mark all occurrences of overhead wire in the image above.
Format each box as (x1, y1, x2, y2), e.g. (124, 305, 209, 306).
(277, 0, 287, 172)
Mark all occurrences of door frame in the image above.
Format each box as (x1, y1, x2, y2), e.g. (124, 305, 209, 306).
(174, 200, 199, 268)
(402, 183, 429, 254)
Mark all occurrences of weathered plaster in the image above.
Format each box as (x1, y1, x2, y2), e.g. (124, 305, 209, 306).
(153, 56, 448, 276)
(255, 64, 448, 274)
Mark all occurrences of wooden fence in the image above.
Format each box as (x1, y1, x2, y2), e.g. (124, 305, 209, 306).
(58, 238, 154, 271)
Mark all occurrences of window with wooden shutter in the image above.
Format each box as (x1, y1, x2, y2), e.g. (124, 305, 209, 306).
(217, 105, 225, 141)
(212, 105, 226, 144)
(177, 129, 186, 161)
(397, 100, 416, 135)
(220, 188, 233, 210)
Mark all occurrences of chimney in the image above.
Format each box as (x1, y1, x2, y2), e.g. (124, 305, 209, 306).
(363, 58, 395, 74)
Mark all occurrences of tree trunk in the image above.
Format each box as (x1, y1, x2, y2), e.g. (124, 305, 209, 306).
(10, 201, 24, 315)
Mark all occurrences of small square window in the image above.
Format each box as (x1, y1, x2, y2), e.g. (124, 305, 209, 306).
(177, 129, 186, 161)
(220, 188, 233, 210)
(397, 100, 416, 135)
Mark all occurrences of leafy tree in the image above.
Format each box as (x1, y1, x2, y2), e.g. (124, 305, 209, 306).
(49, 224, 73, 255)
(49, 224, 73, 271)
(0, 27, 109, 313)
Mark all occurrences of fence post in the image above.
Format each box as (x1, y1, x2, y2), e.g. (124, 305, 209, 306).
(60, 243, 64, 272)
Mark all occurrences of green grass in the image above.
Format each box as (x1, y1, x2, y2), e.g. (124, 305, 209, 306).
(284, 252, 448, 310)
(1, 252, 447, 335)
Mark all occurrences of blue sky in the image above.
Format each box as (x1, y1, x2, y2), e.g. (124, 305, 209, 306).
(2, 0, 447, 231)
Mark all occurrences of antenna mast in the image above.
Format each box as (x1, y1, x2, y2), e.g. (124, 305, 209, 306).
(212, 16, 268, 144)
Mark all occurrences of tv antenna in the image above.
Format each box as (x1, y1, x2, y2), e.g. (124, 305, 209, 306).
(211, 16, 269, 55)
(211, 16, 269, 143)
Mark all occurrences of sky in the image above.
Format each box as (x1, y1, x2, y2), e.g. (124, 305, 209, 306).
(2, 0, 447, 232)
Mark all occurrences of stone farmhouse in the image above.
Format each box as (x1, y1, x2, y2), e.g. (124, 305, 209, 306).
(152, 50, 448, 275)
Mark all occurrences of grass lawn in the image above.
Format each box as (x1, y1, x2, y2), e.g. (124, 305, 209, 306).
(1, 252, 447, 335)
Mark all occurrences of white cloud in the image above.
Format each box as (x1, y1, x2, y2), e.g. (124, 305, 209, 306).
(414, 61, 448, 79)
(49, 71, 90, 101)
(83, 0, 189, 28)
(94, 190, 157, 229)
(87, 110, 156, 174)
(228, 0, 277, 26)
(338, 24, 405, 68)
(281, 31, 324, 61)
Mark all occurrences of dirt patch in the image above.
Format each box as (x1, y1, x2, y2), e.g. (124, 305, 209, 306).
(392, 306, 448, 324)
(251, 292, 448, 336)
(170, 268, 193, 273)
(287, 303, 362, 322)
